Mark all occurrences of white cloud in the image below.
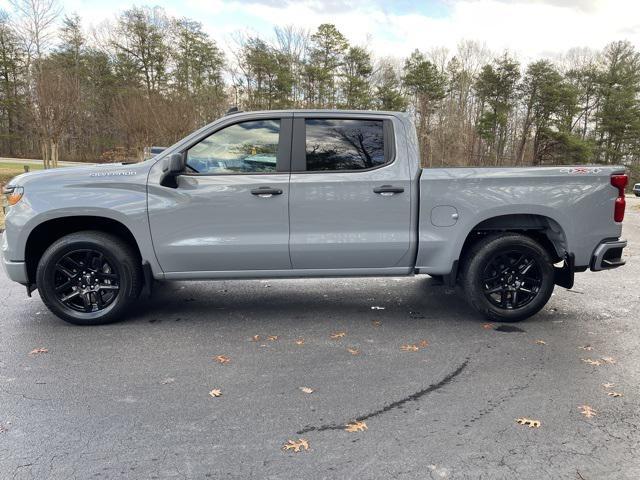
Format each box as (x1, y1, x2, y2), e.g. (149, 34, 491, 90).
(1, 0, 638, 62)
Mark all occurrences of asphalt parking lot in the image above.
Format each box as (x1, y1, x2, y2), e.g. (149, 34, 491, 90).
(1, 197, 639, 479)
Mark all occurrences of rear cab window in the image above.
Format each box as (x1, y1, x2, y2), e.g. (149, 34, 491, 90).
(292, 117, 394, 172)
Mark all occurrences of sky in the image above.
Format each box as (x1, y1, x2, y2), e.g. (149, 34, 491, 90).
(2, 0, 640, 61)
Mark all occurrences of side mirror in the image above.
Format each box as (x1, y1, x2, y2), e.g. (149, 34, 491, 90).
(167, 153, 185, 175)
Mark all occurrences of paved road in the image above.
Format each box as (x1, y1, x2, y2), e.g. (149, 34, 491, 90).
(1, 198, 639, 479)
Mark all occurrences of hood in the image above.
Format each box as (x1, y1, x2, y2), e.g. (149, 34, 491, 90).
(7, 161, 153, 188)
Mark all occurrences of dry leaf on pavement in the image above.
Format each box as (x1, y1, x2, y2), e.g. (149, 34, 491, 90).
(535, 340, 546, 345)
(330, 331, 346, 340)
(347, 347, 360, 355)
(251, 335, 261, 342)
(482, 323, 494, 329)
(601, 356, 616, 364)
(371, 320, 382, 327)
(602, 383, 615, 389)
(418, 340, 429, 348)
(214, 355, 231, 365)
(267, 335, 278, 341)
(607, 392, 623, 398)
(282, 438, 309, 452)
(579, 405, 597, 418)
(209, 389, 222, 397)
(160, 377, 175, 385)
(579, 345, 593, 351)
(299, 387, 314, 394)
(295, 338, 305, 345)
(345, 421, 368, 432)
(581, 358, 602, 366)
(516, 418, 541, 428)
(401, 344, 419, 352)
(28, 348, 48, 356)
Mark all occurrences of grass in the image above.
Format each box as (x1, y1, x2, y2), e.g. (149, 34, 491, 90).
(0, 161, 43, 186)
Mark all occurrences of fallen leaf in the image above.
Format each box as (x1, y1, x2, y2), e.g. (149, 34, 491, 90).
(267, 335, 278, 341)
(347, 347, 360, 355)
(516, 418, 541, 428)
(160, 377, 175, 385)
(209, 389, 222, 397)
(535, 340, 546, 345)
(602, 383, 615, 389)
(371, 320, 382, 327)
(371, 306, 385, 310)
(579, 405, 597, 418)
(28, 348, 48, 356)
(330, 331, 346, 340)
(579, 345, 593, 351)
(601, 356, 616, 364)
(581, 358, 602, 366)
(401, 344, 419, 352)
(282, 438, 309, 453)
(418, 339, 429, 348)
(607, 391, 623, 398)
(214, 355, 231, 365)
(251, 335, 261, 342)
(299, 387, 314, 394)
(482, 323, 494, 329)
(294, 338, 305, 345)
(345, 420, 368, 432)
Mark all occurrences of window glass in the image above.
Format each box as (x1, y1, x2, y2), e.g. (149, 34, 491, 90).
(305, 119, 385, 171)
(186, 120, 280, 174)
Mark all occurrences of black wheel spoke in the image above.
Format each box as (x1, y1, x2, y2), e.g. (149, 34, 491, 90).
(53, 248, 120, 314)
(482, 247, 543, 310)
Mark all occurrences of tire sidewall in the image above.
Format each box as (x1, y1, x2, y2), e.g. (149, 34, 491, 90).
(464, 235, 555, 322)
(36, 235, 137, 325)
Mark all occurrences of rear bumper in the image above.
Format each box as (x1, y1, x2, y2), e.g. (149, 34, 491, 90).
(590, 239, 627, 271)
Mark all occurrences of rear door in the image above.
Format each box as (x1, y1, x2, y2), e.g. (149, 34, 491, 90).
(288, 114, 413, 270)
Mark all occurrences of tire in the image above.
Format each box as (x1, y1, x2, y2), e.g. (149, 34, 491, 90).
(460, 233, 555, 322)
(36, 231, 142, 325)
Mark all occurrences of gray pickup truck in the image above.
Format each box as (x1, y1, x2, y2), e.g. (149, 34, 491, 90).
(1, 110, 629, 325)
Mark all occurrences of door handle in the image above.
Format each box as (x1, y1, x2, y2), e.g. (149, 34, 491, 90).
(373, 185, 404, 196)
(251, 187, 283, 197)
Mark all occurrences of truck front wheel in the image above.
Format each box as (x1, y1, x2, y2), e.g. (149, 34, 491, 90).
(460, 233, 555, 322)
(36, 231, 142, 325)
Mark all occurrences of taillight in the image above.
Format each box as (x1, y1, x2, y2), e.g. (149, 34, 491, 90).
(611, 174, 628, 222)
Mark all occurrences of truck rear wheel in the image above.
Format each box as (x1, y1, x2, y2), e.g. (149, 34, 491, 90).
(36, 231, 142, 325)
(460, 233, 555, 322)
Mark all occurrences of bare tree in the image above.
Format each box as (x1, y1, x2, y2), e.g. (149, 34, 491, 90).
(9, 0, 61, 65)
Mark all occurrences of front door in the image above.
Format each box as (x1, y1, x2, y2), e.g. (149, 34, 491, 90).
(288, 115, 413, 270)
(148, 116, 292, 273)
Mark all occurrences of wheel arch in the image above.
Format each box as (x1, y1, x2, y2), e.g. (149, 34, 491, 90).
(459, 213, 568, 266)
(25, 216, 143, 285)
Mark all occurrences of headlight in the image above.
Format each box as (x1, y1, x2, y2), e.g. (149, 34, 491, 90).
(3, 185, 24, 206)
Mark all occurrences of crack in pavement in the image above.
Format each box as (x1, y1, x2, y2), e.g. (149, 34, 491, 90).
(296, 358, 469, 434)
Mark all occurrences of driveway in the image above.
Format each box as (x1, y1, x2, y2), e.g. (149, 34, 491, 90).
(1, 197, 639, 479)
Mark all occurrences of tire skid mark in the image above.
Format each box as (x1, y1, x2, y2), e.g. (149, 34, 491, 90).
(296, 358, 469, 434)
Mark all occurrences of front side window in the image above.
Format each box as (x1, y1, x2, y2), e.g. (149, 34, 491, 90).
(305, 119, 386, 171)
(186, 119, 280, 174)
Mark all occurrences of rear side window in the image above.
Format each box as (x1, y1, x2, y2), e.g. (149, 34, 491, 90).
(305, 119, 386, 171)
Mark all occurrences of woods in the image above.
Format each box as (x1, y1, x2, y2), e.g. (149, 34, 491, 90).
(0, 3, 639, 179)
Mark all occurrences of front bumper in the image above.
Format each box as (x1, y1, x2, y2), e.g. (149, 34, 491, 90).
(2, 257, 28, 284)
(590, 239, 627, 271)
